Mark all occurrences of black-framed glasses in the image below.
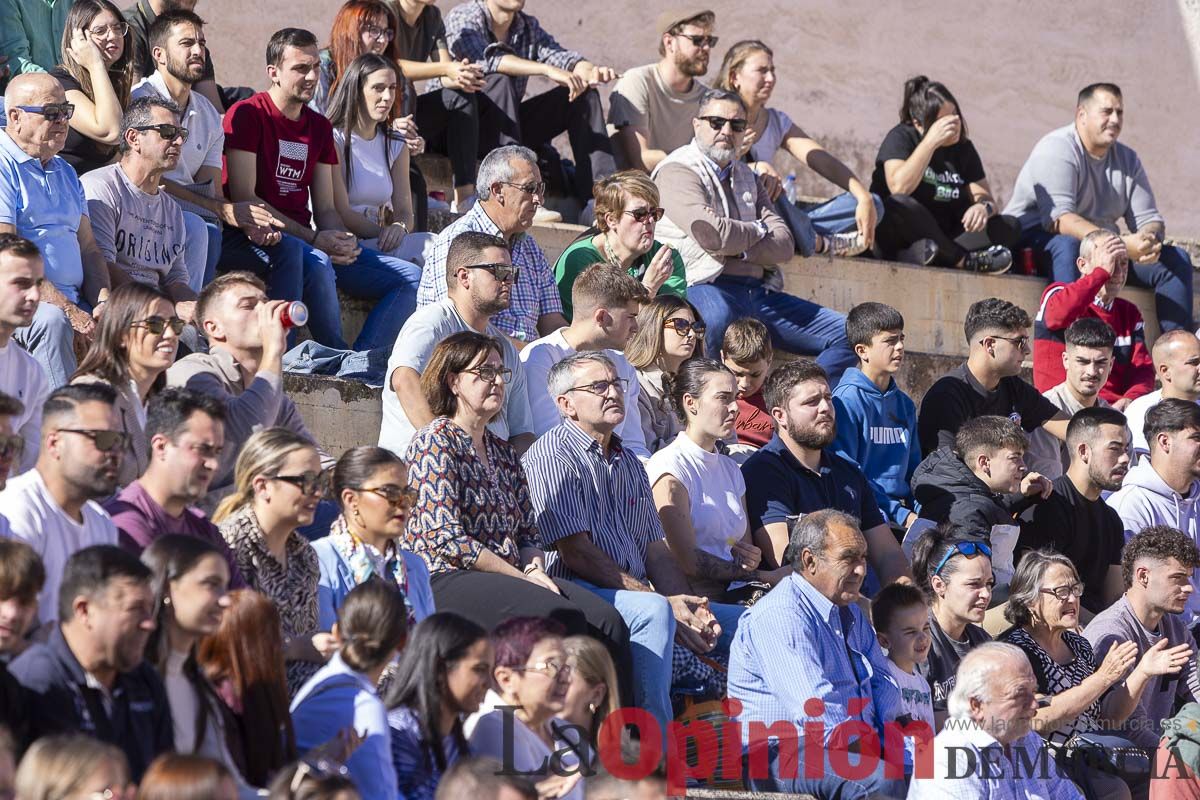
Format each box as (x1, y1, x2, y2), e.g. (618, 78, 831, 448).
(464, 262, 520, 283)
(664, 317, 706, 337)
(87, 21, 130, 37)
(673, 33, 719, 48)
(1040, 583, 1084, 601)
(514, 659, 572, 681)
(624, 207, 665, 224)
(463, 365, 512, 384)
(131, 315, 186, 335)
(289, 757, 351, 793)
(132, 123, 190, 143)
(57, 428, 130, 453)
(498, 180, 546, 197)
(983, 334, 1030, 350)
(270, 471, 329, 497)
(698, 115, 748, 133)
(932, 540, 991, 577)
(0, 433, 24, 461)
(357, 484, 417, 509)
(568, 378, 628, 396)
(362, 24, 394, 41)
(15, 103, 75, 122)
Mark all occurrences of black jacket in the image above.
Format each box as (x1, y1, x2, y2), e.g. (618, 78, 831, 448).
(910, 447, 1035, 539)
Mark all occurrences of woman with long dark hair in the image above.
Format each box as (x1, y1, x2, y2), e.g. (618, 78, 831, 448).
(386, 613, 491, 800)
(52, 0, 133, 174)
(71, 282, 181, 488)
(869, 75, 1020, 271)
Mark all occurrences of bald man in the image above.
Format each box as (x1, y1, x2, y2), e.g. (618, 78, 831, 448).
(0, 73, 110, 388)
(1123, 329, 1200, 456)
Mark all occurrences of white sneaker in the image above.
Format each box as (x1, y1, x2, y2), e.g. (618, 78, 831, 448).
(533, 206, 563, 224)
(824, 231, 868, 258)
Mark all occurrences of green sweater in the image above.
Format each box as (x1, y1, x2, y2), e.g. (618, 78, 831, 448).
(553, 234, 687, 320)
(0, 0, 73, 77)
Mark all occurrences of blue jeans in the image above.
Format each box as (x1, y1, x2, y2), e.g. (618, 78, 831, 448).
(747, 741, 906, 799)
(688, 275, 857, 386)
(181, 211, 221, 293)
(13, 301, 79, 388)
(778, 192, 885, 256)
(298, 244, 423, 351)
(1019, 228, 1194, 332)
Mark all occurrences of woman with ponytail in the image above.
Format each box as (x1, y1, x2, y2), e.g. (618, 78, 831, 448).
(624, 295, 706, 454)
(869, 75, 1020, 272)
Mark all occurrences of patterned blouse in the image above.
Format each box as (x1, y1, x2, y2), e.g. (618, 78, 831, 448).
(404, 417, 538, 575)
(219, 505, 322, 694)
(1001, 626, 1102, 741)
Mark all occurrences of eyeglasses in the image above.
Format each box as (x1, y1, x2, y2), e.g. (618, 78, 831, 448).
(15, 103, 75, 122)
(289, 757, 351, 794)
(673, 33, 719, 48)
(464, 262, 520, 283)
(462, 365, 512, 384)
(358, 484, 417, 509)
(270, 471, 329, 497)
(362, 24, 394, 41)
(623, 207, 665, 224)
(87, 21, 130, 37)
(498, 181, 546, 198)
(1039, 583, 1084, 601)
(514, 659, 572, 681)
(664, 317, 706, 337)
(698, 115, 748, 133)
(131, 315, 186, 335)
(0, 433, 24, 461)
(932, 540, 991, 577)
(132, 123, 190, 143)
(567, 378, 628, 396)
(983, 334, 1030, 350)
(57, 428, 130, 453)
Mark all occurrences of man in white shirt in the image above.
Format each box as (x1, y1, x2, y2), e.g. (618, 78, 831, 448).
(380, 230, 534, 457)
(1124, 329, 1200, 457)
(0, 234, 48, 475)
(0, 383, 122, 624)
(520, 264, 650, 459)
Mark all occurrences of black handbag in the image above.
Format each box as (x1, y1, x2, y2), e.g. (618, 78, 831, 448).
(1060, 731, 1151, 779)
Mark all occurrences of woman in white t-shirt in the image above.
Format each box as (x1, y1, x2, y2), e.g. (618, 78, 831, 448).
(714, 40, 881, 258)
(327, 53, 434, 265)
(646, 358, 789, 602)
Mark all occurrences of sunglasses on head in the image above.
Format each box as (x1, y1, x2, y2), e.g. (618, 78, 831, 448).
(663, 317, 706, 336)
(932, 540, 992, 577)
(57, 428, 130, 453)
(16, 103, 75, 122)
(131, 315, 186, 335)
(0, 433, 24, 461)
(623, 207, 665, 224)
(698, 115, 748, 133)
(132, 123, 190, 143)
(464, 262, 520, 283)
(270, 471, 329, 497)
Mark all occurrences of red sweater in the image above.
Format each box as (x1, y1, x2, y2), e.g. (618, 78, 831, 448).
(1033, 268, 1155, 402)
(734, 390, 774, 448)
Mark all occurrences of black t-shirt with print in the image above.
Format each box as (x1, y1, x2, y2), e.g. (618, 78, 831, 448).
(919, 612, 991, 713)
(870, 123, 987, 238)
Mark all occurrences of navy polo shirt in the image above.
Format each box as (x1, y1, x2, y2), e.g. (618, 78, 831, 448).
(742, 433, 886, 534)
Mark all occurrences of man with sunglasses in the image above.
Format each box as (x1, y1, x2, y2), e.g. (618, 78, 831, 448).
(0, 384, 121, 626)
(609, 9, 715, 173)
(1, 73, 112, 389)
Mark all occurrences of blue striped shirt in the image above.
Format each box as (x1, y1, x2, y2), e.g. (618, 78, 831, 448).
(522, 420, 663, 581)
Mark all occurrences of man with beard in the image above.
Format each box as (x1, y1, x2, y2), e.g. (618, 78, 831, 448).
(0, 384, 122, 626)
(609, 9, 715, 172)
(1021, 406, 1131, 620)
(653, 89, 859, 382)
(379, 231, 535, 457)
(741, 359, 911, 588)
(9, 545, 172, 781)
(0, 235, 48, 473)
(104, 387, 245, 587)
(123, 0, 226, 112)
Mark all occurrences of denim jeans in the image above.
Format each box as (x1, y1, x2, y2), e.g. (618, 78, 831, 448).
(13, 301, 79, 389)
(688, 275, 858, 386)
(778, 192, 885, 256)
(747, 741, 906, 799)
(181, 211, 221, 294)
(1019, 228, 1195, 332)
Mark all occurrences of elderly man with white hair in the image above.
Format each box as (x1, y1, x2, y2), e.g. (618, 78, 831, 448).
(908, 641, 1083, 799)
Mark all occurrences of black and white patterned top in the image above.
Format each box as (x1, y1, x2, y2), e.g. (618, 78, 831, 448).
(1001, 626, 1102, 740)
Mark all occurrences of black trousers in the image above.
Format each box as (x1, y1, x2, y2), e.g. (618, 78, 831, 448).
(429, 570, 634, 708)
(477, 73, 615, 204)
(875, 192, 1021, 267)
(415, 88, 480, 190)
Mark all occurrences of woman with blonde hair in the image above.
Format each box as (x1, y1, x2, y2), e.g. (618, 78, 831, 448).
(557, 634, 621, 768)
(624, 294, 706, 453)
(14, 734, 131, 800)
(214, 428, 333, 694)
(553, 171, 687, 320)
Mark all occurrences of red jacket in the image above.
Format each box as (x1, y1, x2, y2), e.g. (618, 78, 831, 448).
(1033, 268, 1155, 402)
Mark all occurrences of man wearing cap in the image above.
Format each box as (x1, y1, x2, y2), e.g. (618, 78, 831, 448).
(609, 9, 714, 173)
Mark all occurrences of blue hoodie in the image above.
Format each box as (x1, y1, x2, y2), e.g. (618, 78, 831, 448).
(832, 367, 921, 526)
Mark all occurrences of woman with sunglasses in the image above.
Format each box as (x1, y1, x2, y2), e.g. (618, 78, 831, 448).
(71, 282, 181, 489)
(911, 524, 994, 730)
(406, 333, 631, 671)
(714, 40, 880, 258)
(467, 617, 583, 800)
(625, 295, 706, 453)
(214, 428, 335, 695)
(313, 446, 434, 635)
(553, 171, 686, 320)
(386, 613, 491, 800)
(51, 0, 133, 175)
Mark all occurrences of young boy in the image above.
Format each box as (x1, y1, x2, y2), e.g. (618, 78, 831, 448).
(721, 318, 774, 449)
(831, 302, 921, 530)
(873, 582, 935, 773)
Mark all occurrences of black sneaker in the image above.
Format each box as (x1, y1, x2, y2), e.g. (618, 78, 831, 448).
(897, 238, 939, 266)
(965, 245, 1013, 275)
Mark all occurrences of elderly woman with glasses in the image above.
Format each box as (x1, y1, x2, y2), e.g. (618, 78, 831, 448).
(404, 332, 632, 688)
(553, 171, 687, 320)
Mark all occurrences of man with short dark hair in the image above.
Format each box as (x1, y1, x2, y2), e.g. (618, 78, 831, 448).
(918, 297, 1069, 456)
(0, 384, 122, 624)
(1123, 329, 1200, 455)
(122, 0, 225, 112)
(8, 545, 173, 780)
(0, 235, 47, 473)
(1007, 82, 1193, 334)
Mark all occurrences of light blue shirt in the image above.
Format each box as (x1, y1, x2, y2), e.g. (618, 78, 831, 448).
(311, 536, 436, 632)
(290, 653, 398, 800)
(0, 128, 87, 301)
